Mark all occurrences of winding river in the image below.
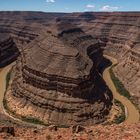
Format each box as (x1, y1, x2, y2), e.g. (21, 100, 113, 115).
(0, 55, 139, 124)
(0, 63, 43, 127)
(103, 55, 139, 123)
(0, 63, 14, 112)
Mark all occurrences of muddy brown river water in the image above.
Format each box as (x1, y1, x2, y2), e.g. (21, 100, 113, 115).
(103, 55, 139, 123)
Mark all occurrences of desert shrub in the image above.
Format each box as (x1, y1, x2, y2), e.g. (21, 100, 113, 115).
(114, 99, 125, 124)
(6, 71, 11, 89)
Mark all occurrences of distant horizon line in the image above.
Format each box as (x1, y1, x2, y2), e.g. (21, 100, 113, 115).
(0, 10, 140, 14)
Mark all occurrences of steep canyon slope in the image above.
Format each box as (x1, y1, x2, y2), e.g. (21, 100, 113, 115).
(0, 12, 140, 126)
(0, 11, 66, 67)
(4, 23, 113, 125)
(59, 12, 140, 110)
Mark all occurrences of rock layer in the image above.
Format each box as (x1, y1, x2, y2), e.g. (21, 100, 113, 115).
(0, 11, 65, 67)
(5, 25, 113, 126)
(59, 12, 140, 110)
(1, 11, 140, 125)
(0, 21, 38, 67)
(0, 35, 19, 67)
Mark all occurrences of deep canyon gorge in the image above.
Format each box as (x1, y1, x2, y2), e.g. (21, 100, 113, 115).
(0, 11, 140, 139)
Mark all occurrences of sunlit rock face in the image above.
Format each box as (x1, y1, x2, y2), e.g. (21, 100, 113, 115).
(5, 24, 113, 126)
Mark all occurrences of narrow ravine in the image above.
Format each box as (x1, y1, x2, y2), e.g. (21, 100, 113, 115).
(103, 55, 139, 123)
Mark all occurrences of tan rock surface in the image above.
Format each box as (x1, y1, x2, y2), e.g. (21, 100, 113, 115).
(0, 123, 140, 140)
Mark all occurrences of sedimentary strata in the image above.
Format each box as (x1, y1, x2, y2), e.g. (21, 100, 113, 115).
(59, 12, 140, 110)
(79, 13, 140, 103)
(0, 21, 39, 67)
(1, 11, 140, 125)
(0, 11, 65, 67)
(5, 25, 113, 126)
(0, 35, 19, 67)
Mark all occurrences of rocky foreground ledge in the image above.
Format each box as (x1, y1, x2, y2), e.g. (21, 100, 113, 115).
(0, 123, 139, 140)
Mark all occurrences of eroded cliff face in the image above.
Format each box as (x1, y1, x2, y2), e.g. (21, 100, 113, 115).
(0, 21, 38, 67)
(5, 24, 113, 126)
(83, 13, 140, 100)
(114, 50, 140, 109)
(0, 35, 19, 67)
(0, 12, 65, 68)
(0, 12, 140, 126)
(59, 12, 140, 109)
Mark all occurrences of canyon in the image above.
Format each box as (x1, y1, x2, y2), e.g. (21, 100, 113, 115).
(59, 12, 140, 106)
(0, 11, 140, 139)
(4, 23, 113, 126)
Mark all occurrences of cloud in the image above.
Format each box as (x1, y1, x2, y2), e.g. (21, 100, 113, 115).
(100, 5, 119, 11)
(86, 4, 95, 8)
(46, 0, 55, 3)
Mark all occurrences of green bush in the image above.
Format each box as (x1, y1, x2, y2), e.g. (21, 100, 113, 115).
(114, 99, 125, 124)
(6, 71, 11, 89)
(21, 116, 45, 125)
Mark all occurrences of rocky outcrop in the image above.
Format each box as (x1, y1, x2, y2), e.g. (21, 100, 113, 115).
(5, 25, 113, 126)
(0, 123, 140, 140)
(113, 50, 140, 109)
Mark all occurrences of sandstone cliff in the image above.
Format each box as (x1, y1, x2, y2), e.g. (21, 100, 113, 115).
(5, 24, 113, 126)
(0, 123, 140, 140)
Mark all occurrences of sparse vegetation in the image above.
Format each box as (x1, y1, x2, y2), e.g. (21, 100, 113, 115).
(6, 71, 11, 89)
(3, 97, 72, 127)
(109, 65, 131, 99)
(109, 64, 140, 122)
(21, 116, 46, 125)
(3, 69, 48, 126)
(3, 95, 70, 127)
(3, 101, 48, 126)
(113, 99, 125, 124)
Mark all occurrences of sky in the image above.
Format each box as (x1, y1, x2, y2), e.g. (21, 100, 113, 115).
(0, 0, 140, 13)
